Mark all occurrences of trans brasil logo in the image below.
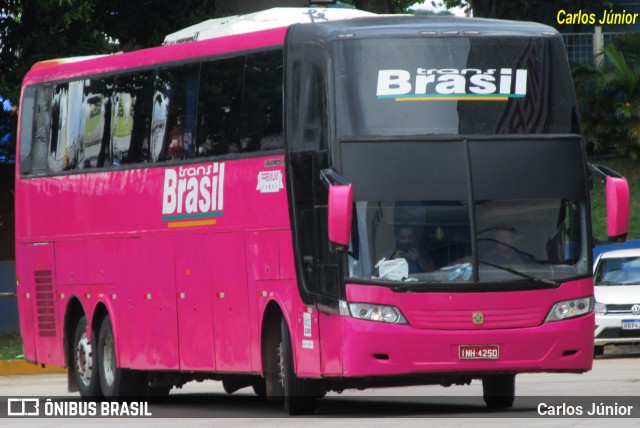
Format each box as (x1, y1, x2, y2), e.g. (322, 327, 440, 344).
(162, 162, 225, 228)
(376, 67, 528, 101)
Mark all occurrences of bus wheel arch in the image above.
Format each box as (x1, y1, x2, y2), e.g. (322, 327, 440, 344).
(66, 299, 103, 397)
(260, 300, 317, 414)
(65, 297, 85, 393)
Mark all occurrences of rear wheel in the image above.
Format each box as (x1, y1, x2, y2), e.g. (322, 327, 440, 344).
(482, 374, 515, 409)
(73, 316, 102, 397)
(98, 315, 140, 397)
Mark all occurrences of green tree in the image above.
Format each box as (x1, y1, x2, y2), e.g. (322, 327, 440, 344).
(573, 33, 640, 159)
(0, 0, 218, 102)
(441, 0, 608, 28)
(348, 0, 426, 13)
(599, 38, 640, 159)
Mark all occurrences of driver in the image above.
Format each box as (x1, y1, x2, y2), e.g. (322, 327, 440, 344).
(390, 225, 435, 273)
(484, 227, 533, 265)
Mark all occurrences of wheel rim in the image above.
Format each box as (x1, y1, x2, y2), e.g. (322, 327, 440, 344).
(102, 332, 115, 387)
(75, 333, 92, 387)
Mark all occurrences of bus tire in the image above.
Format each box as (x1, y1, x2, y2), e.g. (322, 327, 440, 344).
(252, 378, 266, 398)
(482, 374, 515, 409)
(279, 319, 317, 415)
(594, 345, 604, 357)
(98, 315, 140, 397)
(73, 315, 102, 397)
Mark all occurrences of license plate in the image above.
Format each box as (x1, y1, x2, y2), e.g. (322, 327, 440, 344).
(458, 344, 499, 360)
(622, 320, 640, 330)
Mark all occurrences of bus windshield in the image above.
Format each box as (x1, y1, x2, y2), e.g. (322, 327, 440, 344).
(334, 36, 577, 136)
(342, 138, 590, 285)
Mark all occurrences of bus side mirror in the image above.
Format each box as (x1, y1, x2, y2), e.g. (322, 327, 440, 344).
(320, 168, 353, 247)
(590, 164, 630, 243)
(605, 175, 630, 242)
(328, 184, 353, 247)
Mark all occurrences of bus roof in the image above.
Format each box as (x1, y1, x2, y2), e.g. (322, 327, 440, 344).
(163, 7, 375, 44)
(287, 15, 559, 41)
(23, 11, 559, 88)
(22, 26, 289, 87)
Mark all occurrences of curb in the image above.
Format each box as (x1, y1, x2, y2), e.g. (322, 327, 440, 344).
(0, 360, 66, 375)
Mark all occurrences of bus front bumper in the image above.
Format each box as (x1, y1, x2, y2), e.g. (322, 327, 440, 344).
(339, 312, 594, 378)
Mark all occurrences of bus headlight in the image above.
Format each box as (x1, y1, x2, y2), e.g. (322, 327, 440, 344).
(348, 303, 407, 324)
(594, 302, 607, 314)
(545, 297, 593, 322)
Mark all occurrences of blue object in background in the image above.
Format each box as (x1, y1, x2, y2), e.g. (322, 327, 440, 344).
(593, 240, 640, 260)
(0, 261, 18, 334)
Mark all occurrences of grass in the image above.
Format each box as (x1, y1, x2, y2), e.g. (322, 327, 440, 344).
(590, 157, 640, 241)
(0, 333, 23, 360)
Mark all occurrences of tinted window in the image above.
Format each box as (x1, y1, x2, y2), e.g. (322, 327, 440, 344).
(79, 78, 114, 169)
(112, 72, 154, 165)
(152, 65, 200, 161)
(242, 51, 284, 151)
(20, 49, 285, 177)
(334, 37, 577, 136)
(20, 86, 52, 175)
(197, 57, 244, 157)
(49, 82, 85, 172)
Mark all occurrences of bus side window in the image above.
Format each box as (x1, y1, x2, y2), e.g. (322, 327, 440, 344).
(112, 72, 154, 165)
(242, 50, 284, 152)
(79, 78, 114, 170)
(151, 65, 200, 162)
(292, 152, 315, 287)
(21, 85, 52, 176)
(292, 151, 338, 298)
(197, 57, 244, 158)
(49, 82, 83, 173)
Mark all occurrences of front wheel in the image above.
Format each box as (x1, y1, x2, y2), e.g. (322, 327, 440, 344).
(279, 319, 317, 415)
(98, 315, 140, 397)
(482, 374, 515, 409)
(252, 378, 266, 398)
(73, 316, 102, 397)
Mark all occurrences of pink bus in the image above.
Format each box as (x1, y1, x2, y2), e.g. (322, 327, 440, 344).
(15, 8, 630, 414)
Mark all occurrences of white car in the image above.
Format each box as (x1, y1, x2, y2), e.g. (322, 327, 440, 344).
(593, 248, 640, 356)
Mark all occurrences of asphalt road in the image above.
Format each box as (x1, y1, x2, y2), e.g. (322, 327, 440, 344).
(1, 347, 639, 427)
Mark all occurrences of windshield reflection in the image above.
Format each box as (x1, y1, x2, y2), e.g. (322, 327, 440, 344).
(348, 199, 588, 285)
(595, 257, 640, 286)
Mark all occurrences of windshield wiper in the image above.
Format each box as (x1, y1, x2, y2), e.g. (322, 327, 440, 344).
(478, 260, 557, 285)
(391, 280, 443, 291)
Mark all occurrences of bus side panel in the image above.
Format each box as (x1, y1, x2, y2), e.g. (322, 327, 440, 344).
(175, 234, 216, 371)
(318, 310, 344, 376)
(247, 230, 321, 376)
(246, 230, 281, 373)
(86, 239, 117, 285)
(21, 243, 64, 366)
(275, 231, 324, 376)
(293, 300, 321, 377)
(211, 232, 252, 372)
(15, 244, 42, 364)
(55, 241, 86, 286)
(116, 236, 179, 370)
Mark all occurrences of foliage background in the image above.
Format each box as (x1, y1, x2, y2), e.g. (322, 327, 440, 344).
(1, 0, 640, 252)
